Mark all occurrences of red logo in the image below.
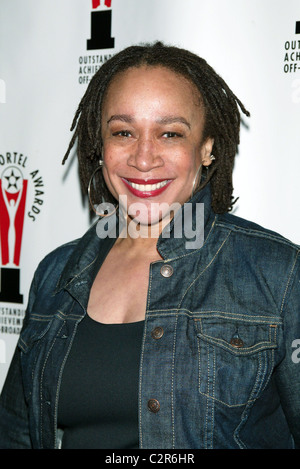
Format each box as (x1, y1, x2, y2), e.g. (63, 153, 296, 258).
(0, 154, 45, 305)
(92, 0, 112, 8)
(0, 166, 28, 303)
(0, 167, 27, 267)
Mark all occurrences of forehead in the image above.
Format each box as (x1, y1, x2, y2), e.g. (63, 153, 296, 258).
(102, 65, 203, 111)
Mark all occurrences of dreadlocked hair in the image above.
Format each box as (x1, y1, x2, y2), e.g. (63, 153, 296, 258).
(62, 41, 250, 214)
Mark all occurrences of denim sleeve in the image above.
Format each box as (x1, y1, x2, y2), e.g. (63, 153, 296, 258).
(275, 250, 300, 449)
(0, 274, 38, 449)
(0, 348, 31, 448)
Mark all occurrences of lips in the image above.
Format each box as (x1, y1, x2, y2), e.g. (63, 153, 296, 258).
(122, 178, 172, 198)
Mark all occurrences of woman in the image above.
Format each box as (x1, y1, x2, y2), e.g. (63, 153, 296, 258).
(0, 42, 299, 449)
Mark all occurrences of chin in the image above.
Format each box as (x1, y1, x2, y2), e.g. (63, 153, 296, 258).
(131, 203, 176, 224)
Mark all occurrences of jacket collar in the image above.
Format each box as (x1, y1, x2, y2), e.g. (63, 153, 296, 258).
(54, 222, 116, 297)
(157, 182, 215, 259)
(55, 182, 215, 297)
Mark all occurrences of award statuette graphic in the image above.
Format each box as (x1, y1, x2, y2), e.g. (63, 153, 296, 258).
(87, 0, 114, 50)
(0, 166, 28, 303)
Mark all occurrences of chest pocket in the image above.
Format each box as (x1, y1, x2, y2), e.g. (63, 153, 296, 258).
(18, 316, 53, 353)
(194, 315, 280, 407)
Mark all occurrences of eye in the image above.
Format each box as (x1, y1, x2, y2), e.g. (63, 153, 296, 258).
(112, 130, 132, 138)
(162, 131, 183, 138)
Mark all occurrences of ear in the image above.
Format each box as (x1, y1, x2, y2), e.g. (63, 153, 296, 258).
(200, 137, 214, 167)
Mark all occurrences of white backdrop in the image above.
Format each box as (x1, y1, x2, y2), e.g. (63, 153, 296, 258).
(0, 0, 299, 390)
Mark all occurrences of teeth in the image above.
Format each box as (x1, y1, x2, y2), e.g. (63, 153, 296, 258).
(128, 180, 169, 191)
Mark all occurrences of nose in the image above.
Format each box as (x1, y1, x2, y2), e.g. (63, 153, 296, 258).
(127, 137, 164, 172)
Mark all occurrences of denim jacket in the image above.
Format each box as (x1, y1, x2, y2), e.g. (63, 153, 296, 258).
(0, 184, 299, 449)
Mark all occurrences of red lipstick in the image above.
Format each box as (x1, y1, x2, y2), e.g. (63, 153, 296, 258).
(121, 178, 172, 198)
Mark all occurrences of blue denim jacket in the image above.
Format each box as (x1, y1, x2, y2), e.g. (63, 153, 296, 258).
(0, 184, 299, 449)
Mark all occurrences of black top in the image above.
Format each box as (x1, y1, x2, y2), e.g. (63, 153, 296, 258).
(57, 313, 144, 449)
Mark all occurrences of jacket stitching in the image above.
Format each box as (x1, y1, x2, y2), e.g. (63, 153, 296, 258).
(216, 221, 300, 250)
(280, 250, 300, 315)
(39, 321, 65, 449)
(157, 216, 217, 263)
(54, 320, 80, 449)
(177, 232, 231, 309)
(171, 314, 178, 449)
(54, 253, 99, 292)
(146, 309, 282, 324)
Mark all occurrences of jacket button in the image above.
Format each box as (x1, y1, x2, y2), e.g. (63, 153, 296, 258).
(230, 337, 244, 348)
(160, 264, 174, 278)
(148, 399, 160, 413)
(151, 327, 164, 339)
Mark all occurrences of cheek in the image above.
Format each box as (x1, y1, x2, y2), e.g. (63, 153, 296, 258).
(102, 149, 122, 178)
(174, 150, 200, 180)
(101, 165, 117, 196)
(102, 159, 128, 200)
(102, 141, 127, 171)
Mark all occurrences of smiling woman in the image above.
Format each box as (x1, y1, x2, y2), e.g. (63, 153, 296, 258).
(100, 65, 213, 229)
(0, 42, 299, 450)
(63, 41, 249, 215)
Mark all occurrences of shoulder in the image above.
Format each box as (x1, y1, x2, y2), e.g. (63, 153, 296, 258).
(34, 238, 80, 284)
(214, 212, 300, 304)
(21, 237, 82, 327)
(216, 212, 299, 252)
(30, 221, 103, 298)
(214, 212, 300, 277)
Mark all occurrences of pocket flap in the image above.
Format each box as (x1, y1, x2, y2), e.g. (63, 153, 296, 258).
(17, 314, 53, 353)
(195, 316, 279, 355)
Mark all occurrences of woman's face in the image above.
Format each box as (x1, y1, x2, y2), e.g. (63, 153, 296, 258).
(101, 65, 214, 227)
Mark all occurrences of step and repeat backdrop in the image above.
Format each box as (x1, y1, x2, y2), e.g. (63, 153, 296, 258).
(0, 0, 299, 389)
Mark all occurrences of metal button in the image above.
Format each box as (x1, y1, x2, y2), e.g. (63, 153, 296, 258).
(230, 337, 244, 348)
(151, 327, 164, 340)
(160, 264, 174, 278)
(148, 399, 160, 413)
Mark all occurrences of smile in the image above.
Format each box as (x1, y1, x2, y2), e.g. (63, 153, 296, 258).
(121, 178, 172, 198)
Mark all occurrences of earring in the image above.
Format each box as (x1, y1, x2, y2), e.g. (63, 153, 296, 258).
(191, 164, 203, 198)
(87, 159, 118, 217)
(210, 154, 216, 161)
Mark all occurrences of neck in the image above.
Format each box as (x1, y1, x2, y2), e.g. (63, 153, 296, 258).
(116, 213, 168, 253)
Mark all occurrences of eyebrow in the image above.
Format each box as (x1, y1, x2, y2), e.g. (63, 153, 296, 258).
(156, 116, 191, 129)
(107, 114, 134, 124)
(107, 114, 191, 129)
